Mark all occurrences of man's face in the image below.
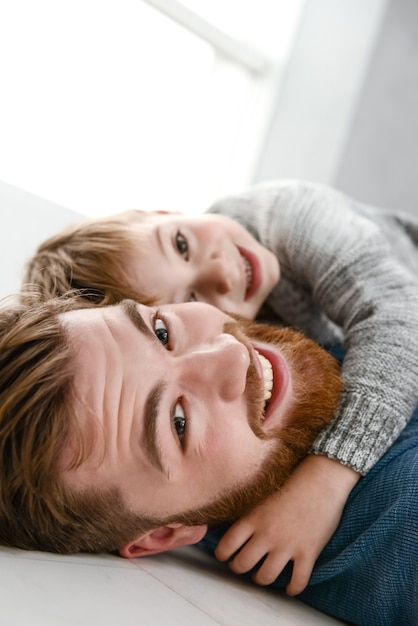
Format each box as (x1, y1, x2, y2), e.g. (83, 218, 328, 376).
(61, 301, 341, 524)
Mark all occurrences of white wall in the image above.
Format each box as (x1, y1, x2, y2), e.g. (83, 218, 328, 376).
(334, 0, 418, 215)
(0, 180, 82, 298)
(254, 0, 389, 185)
(254, 0, 418, 217)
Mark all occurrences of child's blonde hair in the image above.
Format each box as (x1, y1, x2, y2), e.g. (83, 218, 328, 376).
(23, 210, 159, 305)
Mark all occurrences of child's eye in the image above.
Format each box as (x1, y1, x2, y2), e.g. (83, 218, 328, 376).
(175, 231, 189, 260)
(153, 317, 169, 347)
(187, 293, 197, 303)
(172, 401, 186, 444)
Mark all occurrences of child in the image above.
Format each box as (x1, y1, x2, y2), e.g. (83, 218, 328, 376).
(23, 179, 418, 599)
(23, 207, 280, 318)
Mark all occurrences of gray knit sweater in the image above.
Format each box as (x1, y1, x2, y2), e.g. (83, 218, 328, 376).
(208, 180, 418, 474)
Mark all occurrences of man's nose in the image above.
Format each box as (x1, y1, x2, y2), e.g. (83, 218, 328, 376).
(179, 335, 250, 402)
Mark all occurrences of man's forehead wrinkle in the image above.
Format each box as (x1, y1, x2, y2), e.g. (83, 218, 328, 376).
(60, 378, 108, 478)
(143, 383, 168, 477)
(156, 222, 165, 256)
(102, 344, 124, 459)
(99, 313, 138, 466)
(102, 312, 122, 346)
(67, 312, 118, 470)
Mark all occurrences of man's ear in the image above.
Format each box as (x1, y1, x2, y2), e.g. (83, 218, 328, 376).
(118, 524, 207, 559)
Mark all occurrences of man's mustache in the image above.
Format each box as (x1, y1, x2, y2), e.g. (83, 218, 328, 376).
(223, 319, 268, 440)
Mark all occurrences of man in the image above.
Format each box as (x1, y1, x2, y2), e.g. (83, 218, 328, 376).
(0, 295, 341, 554)
(1, 296, 417, 625)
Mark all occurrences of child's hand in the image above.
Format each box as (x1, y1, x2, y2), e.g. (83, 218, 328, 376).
(214, 455, 360, 596)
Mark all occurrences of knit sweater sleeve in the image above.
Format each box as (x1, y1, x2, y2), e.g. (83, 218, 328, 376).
(208, 180, 418, 474)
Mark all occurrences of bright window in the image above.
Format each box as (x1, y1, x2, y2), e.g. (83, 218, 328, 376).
(0, 0, 305, 216)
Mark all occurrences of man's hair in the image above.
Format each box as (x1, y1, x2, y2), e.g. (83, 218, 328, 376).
(0, 295, 159, 554)
(23, 210, 157, 306)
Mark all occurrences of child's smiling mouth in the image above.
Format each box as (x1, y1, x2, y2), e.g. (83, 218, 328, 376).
(238, 248, 261, 300)
(241, 253, 253, 294)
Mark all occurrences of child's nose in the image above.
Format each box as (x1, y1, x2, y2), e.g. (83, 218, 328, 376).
(197, 259, 232, 296)
(179, 335, 250, 402)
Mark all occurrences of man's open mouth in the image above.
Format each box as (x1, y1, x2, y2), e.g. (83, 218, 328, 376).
(252, 343, 290, 429)
(255, 349, 272, 402)
(254, 349, 273, 421)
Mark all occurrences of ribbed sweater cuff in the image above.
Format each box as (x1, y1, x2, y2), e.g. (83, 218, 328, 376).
(310, 394, 407, 475)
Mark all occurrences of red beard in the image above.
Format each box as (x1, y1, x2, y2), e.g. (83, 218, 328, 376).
(163, 317, 343, 528)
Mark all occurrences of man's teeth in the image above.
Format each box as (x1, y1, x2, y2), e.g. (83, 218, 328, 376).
(241, 253, 253, 291)
(255, 349, 273, 401)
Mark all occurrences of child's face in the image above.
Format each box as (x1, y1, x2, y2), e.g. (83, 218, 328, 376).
(126, 212, 280, 319)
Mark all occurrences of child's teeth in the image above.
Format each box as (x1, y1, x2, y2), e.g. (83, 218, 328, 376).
(241, 254, 253, 290)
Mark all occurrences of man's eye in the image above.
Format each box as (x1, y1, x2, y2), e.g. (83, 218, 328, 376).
(175, 231, 189, 260)
(173, 402, 186, 443)
(154, 318, 169, 346)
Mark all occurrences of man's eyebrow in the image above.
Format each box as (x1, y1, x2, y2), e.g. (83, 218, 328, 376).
(122, 299, 153, 339)
(142, 384, 168, 477)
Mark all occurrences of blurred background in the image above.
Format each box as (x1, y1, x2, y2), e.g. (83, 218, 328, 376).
(0, 0, 417, 217)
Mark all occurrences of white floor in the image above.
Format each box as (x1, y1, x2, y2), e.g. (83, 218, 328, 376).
(0, 545, 348, 625)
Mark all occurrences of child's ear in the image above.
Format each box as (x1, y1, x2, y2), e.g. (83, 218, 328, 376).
(118, 524, 207, 559)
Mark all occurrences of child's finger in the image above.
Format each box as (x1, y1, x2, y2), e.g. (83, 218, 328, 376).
(215, 520, 253, 561)
(252, 551, 292, 586)
(286, 554, 315, 596)
(228, 537, 268, 575)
